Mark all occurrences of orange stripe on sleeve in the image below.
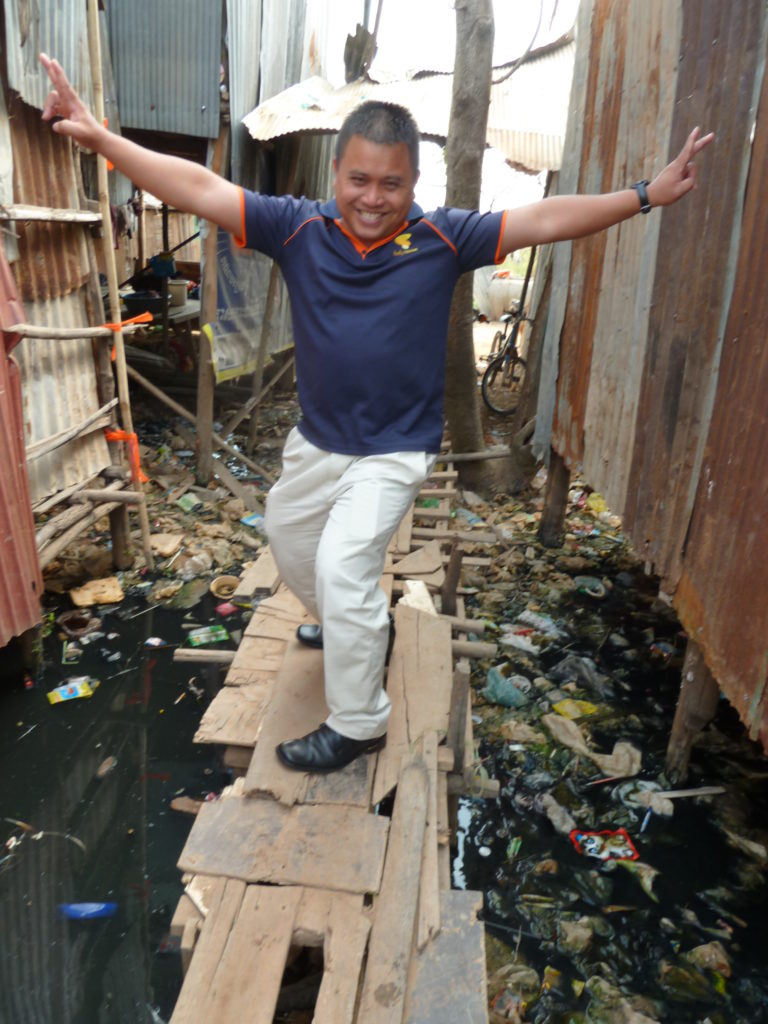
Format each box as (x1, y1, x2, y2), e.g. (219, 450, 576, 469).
(233, 187, 247, 248)
(422, 219, 457, 255)
(284, 216, 324, 247)
(494, 210, 509, 264)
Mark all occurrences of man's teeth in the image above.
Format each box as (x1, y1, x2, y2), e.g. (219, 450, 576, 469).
(359, 211, 382, 222)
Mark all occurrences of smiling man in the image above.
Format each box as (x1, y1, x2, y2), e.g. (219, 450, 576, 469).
(40, 54, 712, 773)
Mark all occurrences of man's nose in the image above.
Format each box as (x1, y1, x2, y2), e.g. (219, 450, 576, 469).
(361, 183, 384, 206)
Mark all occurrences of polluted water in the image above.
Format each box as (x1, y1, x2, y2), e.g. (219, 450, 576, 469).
(452, 484, 768, 1024)
(0, 589, 238, 1024)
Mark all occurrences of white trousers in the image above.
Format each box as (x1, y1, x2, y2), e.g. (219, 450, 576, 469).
(265, 427, 436, 740)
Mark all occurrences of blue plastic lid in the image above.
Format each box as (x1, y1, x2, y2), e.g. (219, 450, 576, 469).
(59, 902, 118, 919)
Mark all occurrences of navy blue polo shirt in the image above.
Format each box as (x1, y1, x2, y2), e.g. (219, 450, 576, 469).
(237, 191, 506, 455)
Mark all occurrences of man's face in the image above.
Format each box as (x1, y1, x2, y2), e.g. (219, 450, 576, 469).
(334, 135, 418, 244)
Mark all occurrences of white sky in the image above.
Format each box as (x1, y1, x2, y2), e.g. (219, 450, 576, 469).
(366, 0, 581, 212)
(372, 0, 579, 77)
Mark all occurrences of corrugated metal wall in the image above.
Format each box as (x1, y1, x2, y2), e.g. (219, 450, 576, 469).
(534, 0, 768, 748)
(6, 90, 111, 504)
(107, 0, 221, 139)
(3, 0, 91, 109)
(0, 257, 42, 649)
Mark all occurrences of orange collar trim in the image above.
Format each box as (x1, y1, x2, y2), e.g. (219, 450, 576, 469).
(334, 218, 410, 257)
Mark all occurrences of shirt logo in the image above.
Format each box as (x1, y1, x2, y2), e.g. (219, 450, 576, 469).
(393, 232, 418, 256)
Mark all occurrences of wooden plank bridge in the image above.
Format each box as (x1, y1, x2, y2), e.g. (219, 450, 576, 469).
(169, 461, 499, 1023)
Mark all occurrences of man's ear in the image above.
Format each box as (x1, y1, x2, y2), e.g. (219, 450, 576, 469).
(333, 157, 339, 174)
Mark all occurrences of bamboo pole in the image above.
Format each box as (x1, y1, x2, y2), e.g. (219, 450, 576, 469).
(86, 0, 154, 570)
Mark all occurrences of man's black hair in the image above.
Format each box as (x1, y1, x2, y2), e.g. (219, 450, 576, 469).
(335, 100, 420, 176)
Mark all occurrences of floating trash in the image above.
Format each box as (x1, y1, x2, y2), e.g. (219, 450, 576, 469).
(186, 625, 229, 647)
(47, 677, 100, 704)
(569, 828, 639, 861)
(59, 902, 118, 920)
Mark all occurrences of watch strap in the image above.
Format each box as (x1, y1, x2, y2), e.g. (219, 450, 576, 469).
(632, 179, 651, 214)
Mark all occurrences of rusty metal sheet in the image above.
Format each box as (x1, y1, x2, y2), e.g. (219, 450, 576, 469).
(623, 0, 766, 584)
(674, 50, 768, 750)
(3, 0, 91, 111)
(551, 0, 629, 465)
(579, 0, 681, 511)
(8, 94, 92, 304)
(0, 255, 42, 648)
(243, 39, 575, 173)
(7, 94, 112, 503)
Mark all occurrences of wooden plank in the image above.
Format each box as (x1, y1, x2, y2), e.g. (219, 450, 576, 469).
(222, 744, 253, 770)
(243, 640, 374, 808)
(389, 505, 413, 556)
(200, 885, 302, 1024)
(170, 878, 247, 1024)
(240, 638, 372, 806)
(411, 506, 451, 521)
(358, 757, 429, 1023)
(437, 769, 451, 890)
(416, 731, 440, 951)
(170, 875, 227, 940)
(194, 683, 272, 747)
(232, 545, 279, 600)
(292, 888, 364, 946)
(372, 604, 452, 805)
(314, 897, 372, 1024)
(258, 584, 310, 618)
(390, 540, 444, 576)
(403, 890, 488, 1024)
(411, 526, 497, 544)
(177, 793, 389, 895)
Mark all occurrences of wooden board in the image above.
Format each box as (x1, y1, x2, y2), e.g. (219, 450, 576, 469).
(389, 505, 413, 556)
(358, 757, 429, 1023)
(232, 545, 279, 601)
(372, 604, 453, 805)
(170, 878, 247, 1023)
(243, 640, 374, 808)
(177, 792, 389, 895)
(194, 682, 272, 747)
(174, 884, 302, 1024)
(314, 897, 372, 1024)
(416, 731, 440, 951)
(390, 540, 444, 576)
(403, 890, 488, 1024)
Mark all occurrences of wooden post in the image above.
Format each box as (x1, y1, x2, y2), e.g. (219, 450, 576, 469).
(86, 0, 154, 570)
(666, 639, 720, 784)
(196, 126, 230, 485)
(246, 262, 281, 453)
(440, 541, 463, 617)
(538, 448, 570, 548)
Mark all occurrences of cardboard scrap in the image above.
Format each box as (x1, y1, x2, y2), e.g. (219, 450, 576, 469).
(69, 576, 124, 607)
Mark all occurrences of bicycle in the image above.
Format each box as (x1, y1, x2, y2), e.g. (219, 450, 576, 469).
(480, 305, 530, 415)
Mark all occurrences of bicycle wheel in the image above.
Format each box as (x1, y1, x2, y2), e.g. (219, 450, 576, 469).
(488, 330, 504, 359)
(481, 353, 527, 414)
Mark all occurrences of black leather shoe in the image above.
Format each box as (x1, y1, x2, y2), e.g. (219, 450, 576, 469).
(276, 723, 385, 773)
(296, 616, 396, 662)
(296, 623, 323, 648)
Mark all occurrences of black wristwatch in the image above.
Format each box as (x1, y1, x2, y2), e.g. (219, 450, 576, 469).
(632, 180, 652, 214)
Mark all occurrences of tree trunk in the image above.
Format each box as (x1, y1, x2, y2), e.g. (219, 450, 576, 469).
(444, 0, 494, 491)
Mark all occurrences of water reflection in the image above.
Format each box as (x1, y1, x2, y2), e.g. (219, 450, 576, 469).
(0, 598, 231, 1023)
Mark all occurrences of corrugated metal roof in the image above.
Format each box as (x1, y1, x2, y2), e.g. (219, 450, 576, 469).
(0, 254, 42, 648)
(107, 0, 221, 139)
(3, 0, 91, 110)
(532, 0, 768, 750)
(242, 39, 576, 172)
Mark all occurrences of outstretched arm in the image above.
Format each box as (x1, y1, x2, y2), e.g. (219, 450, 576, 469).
(40, 53, 242, 237)
(500, 127, 714, 255)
